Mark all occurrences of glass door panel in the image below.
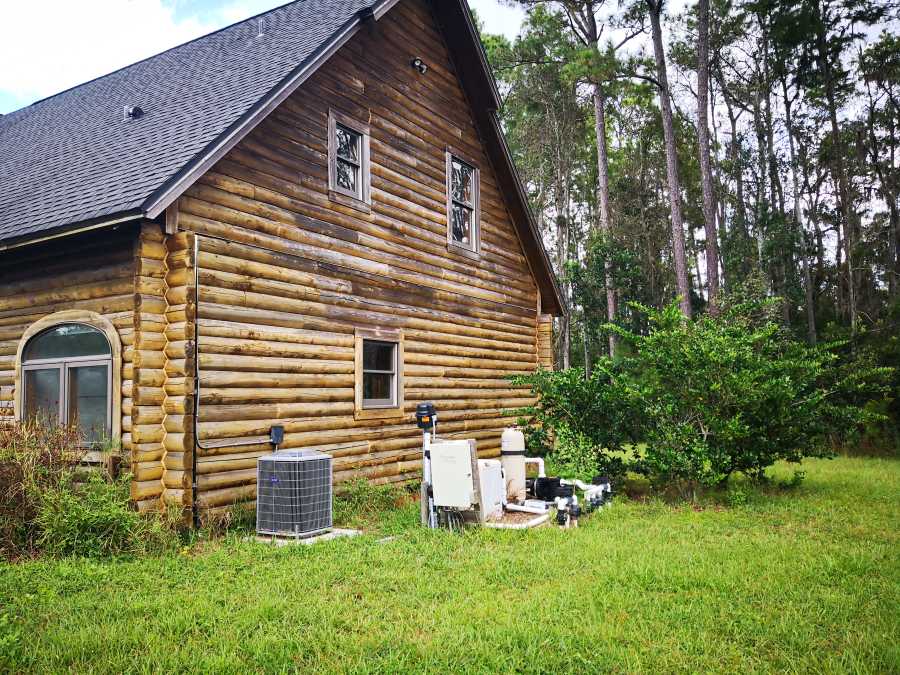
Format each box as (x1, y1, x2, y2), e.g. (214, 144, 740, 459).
(24, 367, 62, 424)
(67, 364, 109, 442)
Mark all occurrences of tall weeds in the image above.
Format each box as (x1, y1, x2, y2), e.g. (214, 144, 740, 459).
(0, 421, 85, 558)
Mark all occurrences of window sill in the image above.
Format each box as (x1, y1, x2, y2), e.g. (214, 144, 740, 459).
(447, 241, 480, 260)
(329, 189, 371, 214)
(355, 407, 405, 421)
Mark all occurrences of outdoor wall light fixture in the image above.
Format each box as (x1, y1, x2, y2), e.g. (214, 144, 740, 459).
(411, 57, 428, 74)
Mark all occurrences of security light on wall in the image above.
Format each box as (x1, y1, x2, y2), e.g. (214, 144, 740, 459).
(411, 57, 427, 74)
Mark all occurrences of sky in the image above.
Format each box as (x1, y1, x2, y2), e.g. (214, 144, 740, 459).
(0, 0, 525, 115)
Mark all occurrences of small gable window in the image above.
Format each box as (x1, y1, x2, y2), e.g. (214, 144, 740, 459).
(446, 150, 480, 254)
(22, 323, 112, 443)
(328, 109, 370, 207)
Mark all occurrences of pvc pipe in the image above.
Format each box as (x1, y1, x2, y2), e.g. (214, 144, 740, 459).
(484, 514, 549, 529)
(504, 503, 547, 515)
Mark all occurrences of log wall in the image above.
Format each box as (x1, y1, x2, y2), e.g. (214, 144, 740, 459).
(173, 0, 547, 511)
(0, 226, 137, 453)
(538, 314, 554, 371)
(161, 230, 196, 509)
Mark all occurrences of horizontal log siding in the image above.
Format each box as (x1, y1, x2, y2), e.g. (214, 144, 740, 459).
(0, 227, 137, 451)
(176, 0, 541, 510)
(538, 314, 554, 371)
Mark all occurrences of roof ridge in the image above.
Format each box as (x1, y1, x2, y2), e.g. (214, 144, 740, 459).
(7, 0, 302, 116)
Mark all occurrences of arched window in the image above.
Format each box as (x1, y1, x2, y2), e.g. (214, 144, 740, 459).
(22, 323, 112, 443)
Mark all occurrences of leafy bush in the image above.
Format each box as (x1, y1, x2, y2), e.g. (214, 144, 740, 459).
(725, 485, 749, 508)
(623, 298, 890, 491)
(0, 422, 85, 558)
(514, 288, 892, 498)
(550, 424, 600, 480)
(512, 359, 638, 454)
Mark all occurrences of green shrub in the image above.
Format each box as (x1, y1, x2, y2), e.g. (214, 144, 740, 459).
(36, 472, 178, 558)
(512, 361, 637, 479)
(725, 485, 749, 508)
(779, 469, 806, 489)
(0, 422, 85, 558)
(551, 423, 599, 480)
(514, 286, 893, 499)
(333, 479, 402, 526)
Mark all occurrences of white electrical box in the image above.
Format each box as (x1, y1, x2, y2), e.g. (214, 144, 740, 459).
(430, 440, 476, 509)
(477, 459, 504, 521)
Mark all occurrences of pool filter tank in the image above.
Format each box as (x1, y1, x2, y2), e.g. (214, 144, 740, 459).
(501, 427, 527, 502)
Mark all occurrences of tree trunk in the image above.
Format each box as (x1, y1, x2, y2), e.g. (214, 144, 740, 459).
(593, 85, 619, 355)
(865, 80, 900, 298)
(752, 92, 768, 278)
(697, 0, 720, 314)
(891, 197, 900, 297)
(556, 211, 571, 369)
(648, 0, 692, 318)
(583, 320, 591, 377)
(816, 21, 856, 334)
(782, 78, 817, 344)
(723, 92, 750, 279)
(709, 80, 729, 287)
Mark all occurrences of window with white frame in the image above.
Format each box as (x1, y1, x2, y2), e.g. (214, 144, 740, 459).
(21, 323, 111, 442)
(328, 109, 370, 204)
(446, 151, 480, 252)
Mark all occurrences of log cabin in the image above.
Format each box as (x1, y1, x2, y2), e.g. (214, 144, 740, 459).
(0, 0, 562, 519)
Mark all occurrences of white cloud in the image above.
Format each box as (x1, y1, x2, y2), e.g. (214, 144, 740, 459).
(0, 0, 282, 113)
(468, 0, 525, 40)
(1, 1, 198, 105)
(0, 0, 522, 114)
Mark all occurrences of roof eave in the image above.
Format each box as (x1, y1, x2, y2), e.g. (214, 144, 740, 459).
(142, 0, 402, 221)
(0, 209, 144, 251)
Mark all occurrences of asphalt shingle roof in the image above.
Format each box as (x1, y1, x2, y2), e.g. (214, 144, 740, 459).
(0, 0, 378, 244)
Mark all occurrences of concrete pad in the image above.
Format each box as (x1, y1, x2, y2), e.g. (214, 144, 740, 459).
(483, 512, 549, 529)
(252, 528, 361, 546)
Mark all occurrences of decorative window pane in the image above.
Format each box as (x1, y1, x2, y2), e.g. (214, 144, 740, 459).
(336, 158, 358, 193)
(21, 323, 112, 442)
(451, 158, 474, 204)
(362, 339, 396, 408)
(336, 125, 360, 163)
(329, 112, 368, 203)
(68, 364, 109, 443)
(24, 368, 61, 423)
(451, 204, 473, 247)
(24, 324, 110, 361)
(447, 153, 478, 250)
(363, 372, 393, 402)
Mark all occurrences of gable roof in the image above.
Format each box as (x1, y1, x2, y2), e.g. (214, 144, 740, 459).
(0, 0, 563, 314)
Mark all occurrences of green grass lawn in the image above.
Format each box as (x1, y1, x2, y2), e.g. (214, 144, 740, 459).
(1, 456, 898, 673)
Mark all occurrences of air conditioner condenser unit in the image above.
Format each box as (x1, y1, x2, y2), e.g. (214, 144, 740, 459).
(256, 449, 332, 538)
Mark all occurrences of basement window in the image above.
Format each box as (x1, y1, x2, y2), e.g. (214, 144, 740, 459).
(354, 328, 404, 420)
(328, 109, 370, 207)
(446, 149, 480, 254)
